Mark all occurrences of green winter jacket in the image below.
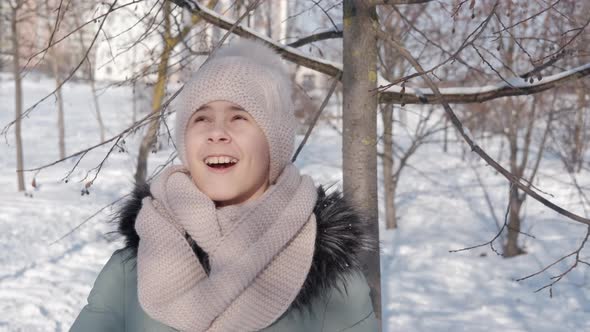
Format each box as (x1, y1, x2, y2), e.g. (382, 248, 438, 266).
(70, 184, 378, 332)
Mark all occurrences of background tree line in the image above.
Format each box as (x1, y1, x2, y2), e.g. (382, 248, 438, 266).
(1, 1, 589, 329)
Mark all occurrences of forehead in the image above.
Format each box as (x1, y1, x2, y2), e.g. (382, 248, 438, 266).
(195, 102, 246, 113)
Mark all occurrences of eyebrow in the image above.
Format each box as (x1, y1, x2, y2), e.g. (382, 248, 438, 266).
(195, 105, 246, 112)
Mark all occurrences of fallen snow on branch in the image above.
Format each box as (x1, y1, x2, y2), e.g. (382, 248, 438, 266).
(378, 62, 590, 95)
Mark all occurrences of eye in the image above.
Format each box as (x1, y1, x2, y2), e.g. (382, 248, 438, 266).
(193, 116, 206, 123)
(232, 114, 247, 121)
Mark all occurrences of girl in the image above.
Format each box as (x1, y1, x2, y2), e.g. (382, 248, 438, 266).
(71, 39, 377, 332)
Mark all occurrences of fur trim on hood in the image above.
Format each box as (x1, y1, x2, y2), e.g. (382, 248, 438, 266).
(113, 183, 377, 315)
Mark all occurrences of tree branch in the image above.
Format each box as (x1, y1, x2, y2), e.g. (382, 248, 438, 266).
(2, 0, 119, 138)
(516, 226, 590, 297)
(21, 1, 145, 78)
(292, 72, 342, 162)
(287, 29, 342, 48)
(372, 0, 434, 5)
(377, 62, 590, 104)
(377, 28, 590, 227)
(169, 0, 590, 106)
(450, 183, 514, 256)
(169, 0, 342, 77)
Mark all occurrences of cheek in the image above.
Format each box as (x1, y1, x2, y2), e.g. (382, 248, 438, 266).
(185, 137, 196, 156)
(254, 135, 270, 166)
(241, 131, 269, 165)
(185, 132, 203, 162)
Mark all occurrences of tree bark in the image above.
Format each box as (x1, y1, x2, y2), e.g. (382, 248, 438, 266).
(43, 0, 66, 159)
(11, 5, 25, 192)
(503, 99, 523, 257)
(50, 53, 66, 160)
(134, 41, 171, 184)
(135, 0, 176, 184)
(89, 74, 105, 143)
(343, 0, 382, 328)
(135, 0, 218, 184)
(381, 104, 396, 229)
(504, 184, 525, 257)
(73, 12, 105, 143)
(573, 85, 585, 173)
(500, 18, 526, 257)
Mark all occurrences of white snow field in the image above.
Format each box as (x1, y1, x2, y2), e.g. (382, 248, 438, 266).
(1, 74, 589, 331)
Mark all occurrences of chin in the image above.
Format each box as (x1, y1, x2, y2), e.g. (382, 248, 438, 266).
(205, 190, 239, 203)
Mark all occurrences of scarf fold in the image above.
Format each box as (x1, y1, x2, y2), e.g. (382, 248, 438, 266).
(135, 164, 318, 332)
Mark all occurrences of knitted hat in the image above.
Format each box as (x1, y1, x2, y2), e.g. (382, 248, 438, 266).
(175, 39, 297, 184)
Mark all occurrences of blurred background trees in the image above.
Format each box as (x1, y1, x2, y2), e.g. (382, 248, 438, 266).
(1, 0, 589, 327)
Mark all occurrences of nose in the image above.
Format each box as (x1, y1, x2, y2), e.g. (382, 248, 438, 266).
(207, 122, 231, 143)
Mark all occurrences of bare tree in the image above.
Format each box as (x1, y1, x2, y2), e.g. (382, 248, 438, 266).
(41, 0, 67, 159)
(342, 1, 382, 327)
(377, 4, 428, 230)
(6, 0, 37, 191)
(7, 0, 590, 324)
(134, 0, 218, 184)
(72, 5, 106, 143)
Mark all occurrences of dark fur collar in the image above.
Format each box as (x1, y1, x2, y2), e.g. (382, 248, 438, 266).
(114, 183, 376, 315)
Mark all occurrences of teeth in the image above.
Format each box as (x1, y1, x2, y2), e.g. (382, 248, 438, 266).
(205, 156, 238, 165)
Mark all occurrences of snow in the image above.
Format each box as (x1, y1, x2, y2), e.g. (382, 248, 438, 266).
(377, 62, 590, 97)
(1, 74, 589, 331)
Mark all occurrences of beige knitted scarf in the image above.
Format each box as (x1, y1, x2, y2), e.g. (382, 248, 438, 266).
(135, 164, 318, 332)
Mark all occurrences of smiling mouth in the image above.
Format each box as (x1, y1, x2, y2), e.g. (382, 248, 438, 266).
(205, 160, 239, 173)
(208, 163, 236, 170)
(204, 155, 239, 173)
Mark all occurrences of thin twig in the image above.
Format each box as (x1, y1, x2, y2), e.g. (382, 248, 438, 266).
(48, 194, 128, 246)
(450, 183, 513, 256)
(292, 72, 342, 162)
(2, 0, 120, 139)
(516, 226, 590, 297)
(376, 27, 590, 227)
(287, 29, 342, 48)
(376, 1, 499, 92)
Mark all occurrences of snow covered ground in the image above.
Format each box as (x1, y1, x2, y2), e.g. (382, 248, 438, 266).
(0, 75, 589, 331)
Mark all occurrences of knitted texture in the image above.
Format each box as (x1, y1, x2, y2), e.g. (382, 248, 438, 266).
(135, 164, 318, 331)
(174, 39, 296, 184)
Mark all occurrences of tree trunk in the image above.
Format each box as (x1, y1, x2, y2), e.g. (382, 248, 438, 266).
(132, 80, 138, 125)
(382, 104, 396, 229)
(443, 115, 448, 153)
(73, 12, 105, 143)
(44, 0, 66, 159)
(134, 0, 217, 183)
(89, 76, 105, 143)
(134, 2, 173, 184)
(503, 102, 526, 257)
(50, 54, 66, 159)
(573, 86, 585, 173)
(343, 0, 381, 328)
(504, 184, 525, 257)
(11, 7, 25, 192)
(134, 48, 170, 184)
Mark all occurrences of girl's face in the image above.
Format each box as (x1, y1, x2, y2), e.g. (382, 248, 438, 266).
(185, 100, 270, 207)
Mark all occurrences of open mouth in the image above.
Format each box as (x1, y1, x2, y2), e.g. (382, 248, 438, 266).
(208, 163, 236, 170)
(204, 156, 239, 173)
